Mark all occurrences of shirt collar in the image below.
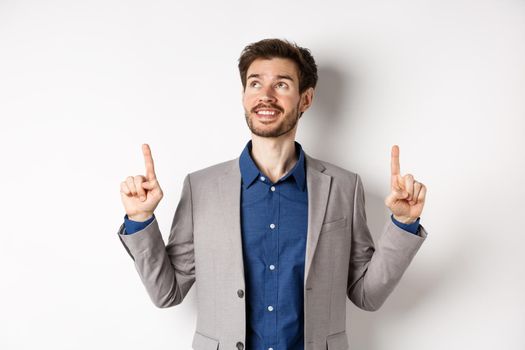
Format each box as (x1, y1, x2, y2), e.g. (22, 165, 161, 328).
(239, 139, 306, 191)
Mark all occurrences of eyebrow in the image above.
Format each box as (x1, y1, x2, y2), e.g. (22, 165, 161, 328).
(247, 73, 295, 82)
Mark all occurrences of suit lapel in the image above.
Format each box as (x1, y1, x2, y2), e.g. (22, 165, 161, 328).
(218, 159, 245, 281)
(304, 153, 331, 287)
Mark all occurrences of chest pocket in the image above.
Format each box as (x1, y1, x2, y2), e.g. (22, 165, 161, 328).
(326, 330, 349, 349)
(320, 217, 347, 234)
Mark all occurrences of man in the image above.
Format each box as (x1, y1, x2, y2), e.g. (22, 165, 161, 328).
(118, 38, 428, 350)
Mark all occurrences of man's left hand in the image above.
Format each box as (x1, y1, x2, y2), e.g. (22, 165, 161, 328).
(384, 145, 427, 224)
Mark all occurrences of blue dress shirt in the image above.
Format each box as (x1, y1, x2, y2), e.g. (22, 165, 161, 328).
(122, 140, 421, 350)
(239, 140, 308, 349)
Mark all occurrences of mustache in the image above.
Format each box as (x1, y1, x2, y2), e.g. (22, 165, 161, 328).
(251, 103, 284, 113)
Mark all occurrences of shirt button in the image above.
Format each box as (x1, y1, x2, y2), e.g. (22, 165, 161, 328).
(260, 176, 265, 181)
(236, 341, 244, 350)
(269, 348, 274, 350)
(267, 305, 274, 311)
(269, 265, 275, 270)
(237, 289, 244, 298)
(269, 223, 276, 229)
(270, 186, 275, 191)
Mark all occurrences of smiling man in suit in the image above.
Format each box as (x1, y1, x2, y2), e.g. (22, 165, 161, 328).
(117, 38, 428, 350)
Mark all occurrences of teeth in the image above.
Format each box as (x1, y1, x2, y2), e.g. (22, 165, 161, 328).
(257, 110, 276, 115)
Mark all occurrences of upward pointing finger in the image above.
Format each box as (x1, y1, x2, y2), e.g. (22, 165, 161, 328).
(391, 145, 401, 176)
(142, 144, 157, 180)
(391, 145, 401, 190)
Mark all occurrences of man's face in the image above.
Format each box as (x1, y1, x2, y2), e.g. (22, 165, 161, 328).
(242, 57, 313, 138)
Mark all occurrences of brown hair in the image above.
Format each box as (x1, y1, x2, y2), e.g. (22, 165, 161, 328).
(238, 38, 318, 94)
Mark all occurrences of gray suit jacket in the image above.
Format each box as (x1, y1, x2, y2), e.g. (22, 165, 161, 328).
(117, 152, 427, 350)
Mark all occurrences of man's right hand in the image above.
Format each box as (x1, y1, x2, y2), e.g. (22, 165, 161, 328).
(120, 144, 164, 221)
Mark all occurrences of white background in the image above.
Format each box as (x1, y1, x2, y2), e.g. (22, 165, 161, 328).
(1, 0, 524, 349)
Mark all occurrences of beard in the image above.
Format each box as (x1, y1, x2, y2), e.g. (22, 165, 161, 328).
(244, 101, 301, 138)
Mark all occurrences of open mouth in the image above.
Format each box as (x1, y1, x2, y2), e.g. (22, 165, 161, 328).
(254, 109, 281, 119)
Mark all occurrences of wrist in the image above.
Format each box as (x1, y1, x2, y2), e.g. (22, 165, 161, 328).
(393, 214, 417, 225)
(128, 213, 153, 222)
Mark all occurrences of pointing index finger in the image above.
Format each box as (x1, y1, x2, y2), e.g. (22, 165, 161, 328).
(391, 145, 401, 176)
(391, 145, 401, 190)
(142, 144, 157, 180)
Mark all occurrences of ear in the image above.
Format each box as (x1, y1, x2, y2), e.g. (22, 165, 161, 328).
(299, 87, 315, 113)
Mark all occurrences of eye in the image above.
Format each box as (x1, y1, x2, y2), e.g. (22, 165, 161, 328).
(276, 82, 288, 89)
(249, 81, 261, 88)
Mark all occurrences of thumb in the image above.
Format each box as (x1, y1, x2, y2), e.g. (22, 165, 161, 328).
(141, 180, 157, 190)
(385, 189, 408, 205)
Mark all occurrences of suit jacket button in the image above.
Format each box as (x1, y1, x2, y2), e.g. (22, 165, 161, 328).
(237, 289, 244, 298)
(236, 341, 244, 349)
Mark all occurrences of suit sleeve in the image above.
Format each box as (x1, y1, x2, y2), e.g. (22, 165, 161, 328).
(346, 173, 427, 311)
(117, 174, 195, 308)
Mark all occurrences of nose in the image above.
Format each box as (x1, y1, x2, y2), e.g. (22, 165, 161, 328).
(258, 85, 276, 103)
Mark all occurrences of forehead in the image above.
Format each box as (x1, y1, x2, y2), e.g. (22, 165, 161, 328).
(246, 57, 299, 82)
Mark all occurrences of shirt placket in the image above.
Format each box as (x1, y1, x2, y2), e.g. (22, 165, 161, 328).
(262, 175, 280, 350)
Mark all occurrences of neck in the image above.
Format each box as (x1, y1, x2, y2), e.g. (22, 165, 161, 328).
(250, 131, 298, 183)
